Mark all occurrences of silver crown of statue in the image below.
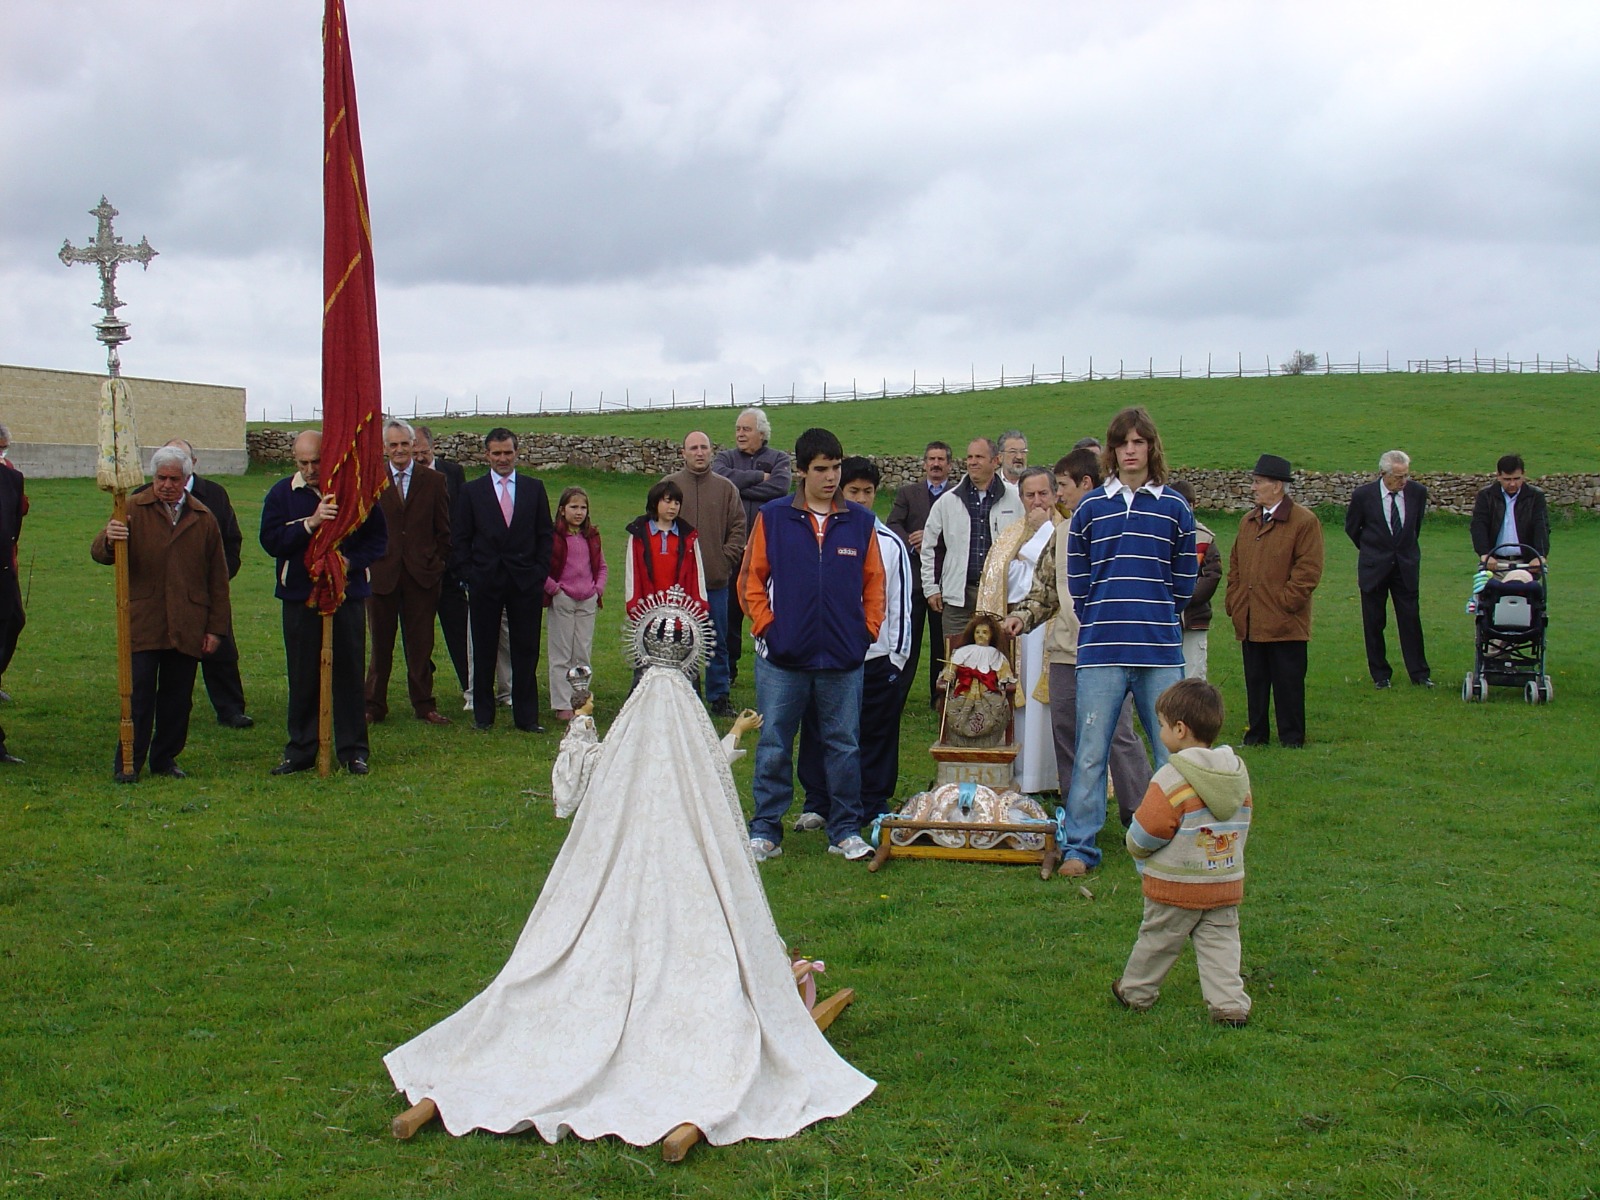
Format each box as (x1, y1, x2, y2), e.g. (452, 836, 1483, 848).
(624, 587, 714, 673)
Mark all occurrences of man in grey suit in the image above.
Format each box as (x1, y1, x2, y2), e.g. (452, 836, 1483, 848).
(1345, 449, 1431, 689)
(886, 440, 953, 708)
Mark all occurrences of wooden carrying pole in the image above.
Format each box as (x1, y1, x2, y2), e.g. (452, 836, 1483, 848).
(317, 611, 334, 776)
(113, 490, 135, 777)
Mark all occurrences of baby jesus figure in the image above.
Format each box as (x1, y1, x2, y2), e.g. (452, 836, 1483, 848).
(937, 613, 1017, 746)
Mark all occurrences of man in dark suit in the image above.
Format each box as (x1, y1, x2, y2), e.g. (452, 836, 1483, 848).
(0, 421, 25, 750)
(151, 439, 253, 727)
(1470, 453, 1550, 570)
(886, 440, 952, 708)
(1344, 449, 1432, 689)
(366, 420, 453, 725)
(414, 425, 469, 694)
(452, 427, 553, 732)
(260, 430, 387, 775)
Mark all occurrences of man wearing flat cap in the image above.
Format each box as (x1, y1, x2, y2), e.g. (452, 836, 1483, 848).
(1224, 454, 1324, 747)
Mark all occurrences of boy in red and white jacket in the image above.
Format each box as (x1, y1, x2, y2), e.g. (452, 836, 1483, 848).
(1114, 678, 1253, 1026)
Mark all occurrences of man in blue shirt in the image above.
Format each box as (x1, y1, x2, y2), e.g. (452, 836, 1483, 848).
(1470, 454, 1549, 570)
(1060, 407, 1196, 876)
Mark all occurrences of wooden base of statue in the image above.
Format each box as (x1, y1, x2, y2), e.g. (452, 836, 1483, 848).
(389, 976, 861, 1159)
(867, 817, 1061, 880)
(929, 745, 1019, 790)
(657, 982, 856, 1163)
(869, 623, 1059, 878)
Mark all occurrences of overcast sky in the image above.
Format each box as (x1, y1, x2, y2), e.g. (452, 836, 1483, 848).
(3, 0, 1596, 420)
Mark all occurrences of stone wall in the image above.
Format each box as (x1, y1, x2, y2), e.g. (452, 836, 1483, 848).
(245, 429, 1599, 514)
(2, 363, 247, 477)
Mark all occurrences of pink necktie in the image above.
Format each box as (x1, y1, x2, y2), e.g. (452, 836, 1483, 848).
(498, 477, 514, 526)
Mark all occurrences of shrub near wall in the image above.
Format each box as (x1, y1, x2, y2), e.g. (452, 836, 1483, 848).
(246, 431, 1599, 515)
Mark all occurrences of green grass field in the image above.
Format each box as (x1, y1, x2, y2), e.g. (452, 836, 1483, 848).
(6, 378, 1599, 1198)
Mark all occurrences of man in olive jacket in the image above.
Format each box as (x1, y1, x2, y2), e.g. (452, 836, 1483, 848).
(1224, 454, 1324, 748)
(92, 445, 232, 781)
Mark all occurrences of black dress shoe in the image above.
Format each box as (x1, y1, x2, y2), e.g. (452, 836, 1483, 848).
(516, 723, 547, 734)
(1241, 736, 1268, 748)
(1412, 677, 1435, 688)
(0, 750, 24, 765)
(114, 770, 139, 784)
(218, 712, 255, 729)
(270, 758, 313, 776)
(474, 721, 493, 732)
(709, 699, 736, 719)
(150, 765, 187, 779)
(345, 758, 369, 775)
(1373, 678, 1391, 690)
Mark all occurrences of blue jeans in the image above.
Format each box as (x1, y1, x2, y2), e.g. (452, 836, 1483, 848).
(705, 586, 731, 704)
(1062, 664, 1182, 867)
(749, 656, 864, 847)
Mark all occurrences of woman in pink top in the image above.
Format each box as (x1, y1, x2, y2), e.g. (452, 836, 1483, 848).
(544, 487, 608, 719)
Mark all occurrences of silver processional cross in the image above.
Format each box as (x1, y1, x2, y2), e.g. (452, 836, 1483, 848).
(59, 196, 158, 377)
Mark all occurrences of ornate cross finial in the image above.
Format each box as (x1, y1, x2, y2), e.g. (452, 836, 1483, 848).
(59, 196, 158, 377)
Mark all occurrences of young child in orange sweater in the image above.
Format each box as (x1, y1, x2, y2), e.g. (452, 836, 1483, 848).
(1114, 678, 1253, 1026)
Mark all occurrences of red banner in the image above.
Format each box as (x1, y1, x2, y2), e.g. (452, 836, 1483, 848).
(307, 0, 386, 615)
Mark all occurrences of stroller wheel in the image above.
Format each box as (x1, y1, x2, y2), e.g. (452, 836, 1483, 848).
(1461, 673, 1477, 702)
(1524, 680, 1542, 705)
(1540, 675, 1554, 704)
(1477, 675, 1491, 702)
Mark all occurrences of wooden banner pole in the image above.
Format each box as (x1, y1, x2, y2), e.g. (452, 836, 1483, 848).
(317, 610, 334, 777)
(113, 490, 135, 779)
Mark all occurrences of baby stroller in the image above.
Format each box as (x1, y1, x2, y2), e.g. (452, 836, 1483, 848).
(1462, 543, 1551, 704)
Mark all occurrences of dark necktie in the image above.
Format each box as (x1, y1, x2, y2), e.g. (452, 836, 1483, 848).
(1388, 492, 1401, 536)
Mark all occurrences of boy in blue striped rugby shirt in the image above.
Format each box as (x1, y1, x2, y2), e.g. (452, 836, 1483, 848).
(1059, 407, 1196, 876)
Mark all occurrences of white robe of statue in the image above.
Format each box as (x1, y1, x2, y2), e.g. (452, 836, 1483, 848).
(384, 666, 875, 1145)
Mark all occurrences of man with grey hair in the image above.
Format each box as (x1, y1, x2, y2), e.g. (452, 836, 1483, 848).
(137, 437, 254, 727)
(921, 436, 1022, 644)
(0, 420, 27, 706)
(366, 418, 453, 724)
(997, 430, 1029, 485)
(92, 444, 232, 780)
(713, 407, 791, 685)
(1344, 449, 1431, 688)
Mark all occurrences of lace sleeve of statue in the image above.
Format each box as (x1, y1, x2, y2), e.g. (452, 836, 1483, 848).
(552, 715, 603, 818)
(719, 730, 746, 763)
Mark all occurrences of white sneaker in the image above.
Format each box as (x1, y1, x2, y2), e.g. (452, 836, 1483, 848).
(829, 835, 873, 862)
(749, 838, 782, 862)
(792, 812, 827, 832)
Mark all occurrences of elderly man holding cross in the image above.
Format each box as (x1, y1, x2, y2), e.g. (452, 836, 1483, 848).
(92, 445, 232, 781)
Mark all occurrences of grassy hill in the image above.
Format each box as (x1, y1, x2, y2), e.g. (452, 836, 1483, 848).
(254, 372, 1600, 473)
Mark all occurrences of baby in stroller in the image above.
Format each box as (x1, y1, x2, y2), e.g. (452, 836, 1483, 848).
(1462, 543, 1550, 704)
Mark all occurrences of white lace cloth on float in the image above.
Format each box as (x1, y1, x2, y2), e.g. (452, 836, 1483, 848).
(383, 666, 875, 1145)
